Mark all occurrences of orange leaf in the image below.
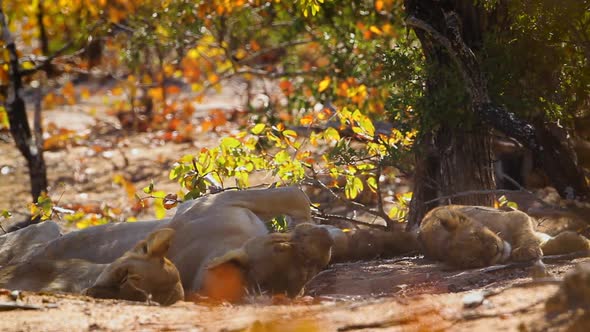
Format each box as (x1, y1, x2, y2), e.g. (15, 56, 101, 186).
(148, 88, 164, 101)
(62, 82, 76, 105)
(111, 87, 124, 96)
(250, 40, 261, 51)
(300, 114, 314, 126)
(375, 0, 384, 11)
(201, 120, 214, 132)
(208, 73, 219, 84)
(166, 85, 181, 95)
(279, 80, 294, 96)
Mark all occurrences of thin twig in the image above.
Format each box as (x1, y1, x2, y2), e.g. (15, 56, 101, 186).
(307, 171, 376, 214)
(20, 21, 103, 76)
(312, 210, 387, 230)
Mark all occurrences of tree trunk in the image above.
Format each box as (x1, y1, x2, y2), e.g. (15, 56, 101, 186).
(407, 134, 439, 230)
(436, 124, 496, 206)
(1, 5, 48, 206)
(404, 0, 589, 228)
(405, 0, 497, 229)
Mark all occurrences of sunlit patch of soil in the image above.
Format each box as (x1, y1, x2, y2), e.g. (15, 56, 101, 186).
(0, 256, 587, 331)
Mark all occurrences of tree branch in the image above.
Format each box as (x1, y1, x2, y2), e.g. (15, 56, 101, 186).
(312, 211, 387, 230)
(304, 166, 403, 230)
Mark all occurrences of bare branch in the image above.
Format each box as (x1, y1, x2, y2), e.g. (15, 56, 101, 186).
(305, 167, 403, 230)
(312, 211, 387, 230)
(20, 41, 75, 76)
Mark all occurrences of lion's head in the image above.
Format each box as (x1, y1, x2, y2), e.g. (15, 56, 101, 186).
(430, 208, 512, 268)
(84, 228, 184, 305)
(204, 224, 333, 300)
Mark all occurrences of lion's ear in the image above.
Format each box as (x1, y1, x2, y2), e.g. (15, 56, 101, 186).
(435, 209, 463, 231)
(133, 228, 175, 258)
(207, 249, 249, 269)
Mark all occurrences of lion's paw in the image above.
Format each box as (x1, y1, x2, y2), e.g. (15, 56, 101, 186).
(511, 246, 542, 262)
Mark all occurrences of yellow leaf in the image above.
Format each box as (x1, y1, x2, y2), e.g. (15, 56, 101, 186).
(300, 114, 314, 126)
(187, 48, 199, 59)
(251, 123, 266, 135)
(283, 129, 297, 138)
(154, 198, 166, 219)
(22, 61, 35, 70)
(344, 176, 363, 199)
(324, 127, 340, 142)
(367, 176, 378, 192)
(369, 26, 382, 35)
(318, 77, 331, 92)
(234, 48, 248, 60)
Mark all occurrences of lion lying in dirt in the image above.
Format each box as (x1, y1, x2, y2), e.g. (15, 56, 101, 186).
(19, 187, 330, 299)
(419, 205, 590, 268)
(0, 228, 184, 305)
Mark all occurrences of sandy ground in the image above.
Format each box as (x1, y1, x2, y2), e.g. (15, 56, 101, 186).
(0, 255, 588, 331)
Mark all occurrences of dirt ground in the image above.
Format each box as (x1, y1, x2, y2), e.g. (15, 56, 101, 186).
(1, 80, 589, 331)
(0, 256, 588, 331)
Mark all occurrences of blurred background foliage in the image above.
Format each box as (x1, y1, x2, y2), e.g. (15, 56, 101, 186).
(1, 0, 588, 229)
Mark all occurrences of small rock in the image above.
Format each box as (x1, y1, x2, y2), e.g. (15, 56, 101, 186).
(462, 291, 486, 308)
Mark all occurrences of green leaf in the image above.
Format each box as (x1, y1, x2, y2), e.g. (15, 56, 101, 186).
(358, 116, 375, 137)
(221, 137, 241, 149)
(324, 127, 340, 141)
(143, 181, 154, 194)
(507, 201, 519, 209)
(366, 176, 378, 192)
(1, 209, 11, 219)
(251, 123, 266, 135)
(344, 176, 364, 199)
(184, 189, 202, 201)
(283, 129, 298, 138)
(274, 150, 290, 164)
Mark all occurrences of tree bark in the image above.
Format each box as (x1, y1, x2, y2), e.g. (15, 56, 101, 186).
(436, 124, 496, 206)
(405, 0, 497, 229)
(1, 3, 48, 205)
(406, 134, 439, 230)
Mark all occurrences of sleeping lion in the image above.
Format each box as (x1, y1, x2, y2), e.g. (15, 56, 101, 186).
(0, 228, 184, 305)
(16, 186, 331, 300)
(418, 205, 590, 268)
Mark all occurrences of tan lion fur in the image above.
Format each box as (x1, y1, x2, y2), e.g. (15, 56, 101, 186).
(419, 205, 590, 268)
(205, 223, 333, 298)
(0, 228, 183, 305)
(0, 221, 61, 266)
(315, 225, 419, 262)
(19, 187, 320, 298)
